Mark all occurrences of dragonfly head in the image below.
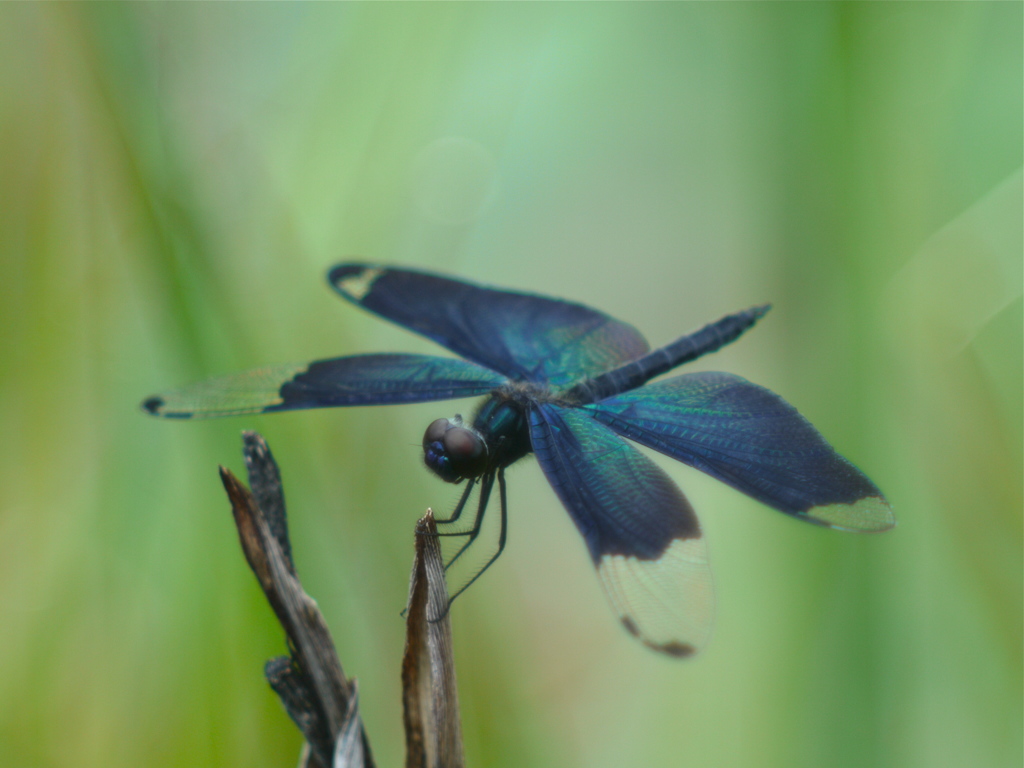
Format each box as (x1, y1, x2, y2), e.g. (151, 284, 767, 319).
(422, 415, 488, 483)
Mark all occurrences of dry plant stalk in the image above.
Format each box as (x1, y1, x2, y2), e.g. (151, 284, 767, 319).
(220, 431, 464, 768)
(402, 512, 465, 768)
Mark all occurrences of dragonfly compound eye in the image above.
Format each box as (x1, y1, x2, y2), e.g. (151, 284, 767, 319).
(423, 418, 451, 448)
(422, 417, 488, 482)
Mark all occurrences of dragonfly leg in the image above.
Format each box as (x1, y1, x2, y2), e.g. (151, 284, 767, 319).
(433, 477, 477, 526)
(444, 467, 508, 606)
(401, 474, 491, 620)
(436, 471, 495, 574)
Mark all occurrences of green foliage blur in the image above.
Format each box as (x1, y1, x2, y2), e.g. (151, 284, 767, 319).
(0, 4, 1019, 767)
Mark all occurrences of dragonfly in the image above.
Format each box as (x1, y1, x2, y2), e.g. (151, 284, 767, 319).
(143, 263, 894, 657)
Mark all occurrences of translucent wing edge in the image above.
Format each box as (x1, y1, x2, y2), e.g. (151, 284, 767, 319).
(597, 536, 715, 658)
(529, 404, 714, 657)
(142, 354, 504, 419)
(142, 363, 309, 419)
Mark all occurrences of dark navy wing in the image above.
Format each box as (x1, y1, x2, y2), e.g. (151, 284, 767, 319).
(529, 403, 713, 657)
(142, 354, 505, 419)
(329, 263, 649, 387)
(585, 371, 894, 531)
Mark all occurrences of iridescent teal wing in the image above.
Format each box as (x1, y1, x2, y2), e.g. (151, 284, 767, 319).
(329, 263, 650, 388)
(585, 371, 894, 531)
(142, 354, 505, 419)
(529, 403, 714, 657)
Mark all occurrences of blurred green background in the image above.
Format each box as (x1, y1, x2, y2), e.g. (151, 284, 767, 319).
(0, 4, 1019, 767)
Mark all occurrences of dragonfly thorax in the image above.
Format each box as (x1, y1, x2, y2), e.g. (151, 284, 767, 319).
(422, 416, 489, 483)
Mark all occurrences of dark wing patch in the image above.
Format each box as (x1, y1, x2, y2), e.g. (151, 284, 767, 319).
(586, 371, 894, 531)
(329, 263, 649, 387)
(529, 403, 714, 656)
(142, 354, 504, 418)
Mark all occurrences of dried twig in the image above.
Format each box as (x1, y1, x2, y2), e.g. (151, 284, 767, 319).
(220, 432, 372, 768)
(220, 431, 465, 767)
(402, 511, 465, 768)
